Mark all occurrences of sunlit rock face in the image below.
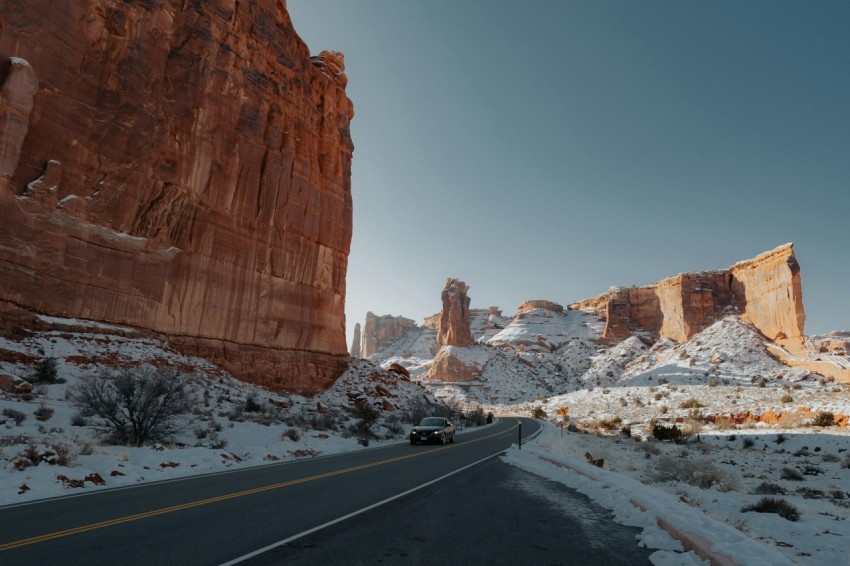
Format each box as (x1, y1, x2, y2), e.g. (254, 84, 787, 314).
(360, 312, 419, 359)
(0, 0, 354, 394)
(571, 244, 805, 346)
(437, 278, 473, 347)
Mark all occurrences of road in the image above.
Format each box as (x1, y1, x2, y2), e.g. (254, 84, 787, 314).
(0, 417, 651, 565)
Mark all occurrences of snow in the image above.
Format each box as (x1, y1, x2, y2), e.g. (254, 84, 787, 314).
(504, 421, 849, 565)
(3, 311, 849, 565)
(0, 319, 441, 506)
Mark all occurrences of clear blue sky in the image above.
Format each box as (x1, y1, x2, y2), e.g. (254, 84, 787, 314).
(288, 1, 850, 343)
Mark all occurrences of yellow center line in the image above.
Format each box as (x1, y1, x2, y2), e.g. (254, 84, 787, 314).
(0, 422, 518, 552)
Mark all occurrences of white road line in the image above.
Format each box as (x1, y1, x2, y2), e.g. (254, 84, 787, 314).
(218, 450, 506, 565)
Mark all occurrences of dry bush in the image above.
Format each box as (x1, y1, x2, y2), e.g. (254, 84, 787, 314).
(51, 442, 77, 466)
(283, 427, 301, 442)
(597, 416, 623, 431)
(3, 408, 26, 426)
(810, 411, 835, 427)
(34, 405, 54, 422)
(741, 497, 801, 521)
(679, 398, 703, 409)
(754, 481, 786, 495)
(650, 456, 737, 491)
(780, 466, 804, 481)
(650, 420, 681, 441)
(69, 366, 194, 447)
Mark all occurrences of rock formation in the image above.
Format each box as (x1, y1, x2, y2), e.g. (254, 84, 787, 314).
(516, 300, 564, 315)
(811, 332, 850, 355)
(571, 244, 804, 345)
(360, 312, 419, 359)
(0, 1, 354, 394)
(437, 278, 473, 347)
(350, 323, 362, 358)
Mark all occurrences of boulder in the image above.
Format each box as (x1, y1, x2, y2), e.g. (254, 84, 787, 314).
(0, 373, 32, 394)
(387, 363, 410, 378)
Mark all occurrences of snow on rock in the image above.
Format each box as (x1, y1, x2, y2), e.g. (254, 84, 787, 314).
(488, 308, 603, 354)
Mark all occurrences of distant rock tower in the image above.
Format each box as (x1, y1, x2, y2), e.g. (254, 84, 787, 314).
(438, 278, 473, 347)
(350, 323, 362, 358)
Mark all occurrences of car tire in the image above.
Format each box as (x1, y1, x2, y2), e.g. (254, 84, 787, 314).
(410, 439, 416, 445)
(450, 433, 455, 443)
(440, 434, 446, 445)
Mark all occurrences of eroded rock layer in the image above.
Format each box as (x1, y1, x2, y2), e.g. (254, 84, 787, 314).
(571, 244, 805, 344)
(0, 0, 354, 393)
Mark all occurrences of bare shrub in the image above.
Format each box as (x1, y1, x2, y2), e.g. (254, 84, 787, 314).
(780, 394, 793, 404)
(742, 437, 755, 449)
(650, 456, 737, 491)
(34, 404, 54, 422)
(598, 416, 622, 431)
(31, 357, 60, 384)
(384, 421, 405, 437)
(741, 497, 801, 521)
(51, 442, 77, 466)
(3, 408, 26, 426)
(531, 405, 547, 419)
(780, 466, 804, 481)
(465, 406, 487, 426)
(74, 437, 94, 456)
(70, 413, 88, 427)
(810, 411, 835, 427)
(679, 398, 703, 409)
(69, 366, 194, 447)
(650, 420, 681, 442)
(283, 427, 301, 442)
(754, 481, 786, 495)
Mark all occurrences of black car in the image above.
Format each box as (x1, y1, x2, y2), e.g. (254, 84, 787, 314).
(410, 417, 456, 445)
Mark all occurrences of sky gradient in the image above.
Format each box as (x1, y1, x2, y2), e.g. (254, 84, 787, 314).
(288, 1, 850, 344)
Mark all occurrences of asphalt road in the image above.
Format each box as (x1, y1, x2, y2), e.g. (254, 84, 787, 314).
(0, 417, 650, 565)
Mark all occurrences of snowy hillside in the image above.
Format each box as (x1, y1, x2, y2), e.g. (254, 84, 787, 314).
(367, 324, 437, 377)
(0, 317, 445, 505)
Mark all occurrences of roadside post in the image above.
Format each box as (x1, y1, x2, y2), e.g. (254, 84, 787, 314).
(518, 421, 522, 450)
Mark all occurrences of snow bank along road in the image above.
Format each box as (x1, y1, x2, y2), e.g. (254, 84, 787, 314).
(0, 418, 649, 565)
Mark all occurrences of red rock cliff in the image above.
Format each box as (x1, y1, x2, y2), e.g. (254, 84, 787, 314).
(438, 278, 473, 347)
(360, 312, 419, 359)
(0, 0, 354, 394)
(571, 244, 805, 344)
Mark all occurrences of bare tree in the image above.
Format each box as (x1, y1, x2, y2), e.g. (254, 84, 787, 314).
(70, 366, 194, 446)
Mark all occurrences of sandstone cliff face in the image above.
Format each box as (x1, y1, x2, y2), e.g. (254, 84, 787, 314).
(0, 0, 354, 393)
(350, 323, 362, 358)
(360, 312, 419, 359)
(437, 278, 473, 347)
(571, 244, 804, 346)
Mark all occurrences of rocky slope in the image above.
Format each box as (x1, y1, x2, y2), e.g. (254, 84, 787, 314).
(365, 246, 848, 405)
(0, 0, 354, 393)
